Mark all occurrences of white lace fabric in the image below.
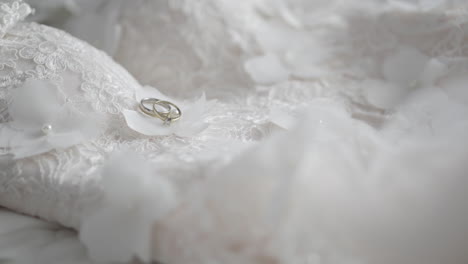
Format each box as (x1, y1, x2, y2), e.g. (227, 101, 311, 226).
(0, 22, 133, 227)
(0, 0, 31, 37)
(0, 1, 286, 229)
(1, 0, 468, 264)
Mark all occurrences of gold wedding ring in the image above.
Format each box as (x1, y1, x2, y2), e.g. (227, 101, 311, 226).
(139, 98, 182, 125)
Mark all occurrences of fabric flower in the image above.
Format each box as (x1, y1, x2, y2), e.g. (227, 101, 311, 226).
(123, 85, 213, 137)
(0, 0, 32, 38)
(80, 152, 176, 263)
(364, 45, 448, 109)
(244, 53, 290, 85)
(382, 45, 429, 86)
(268, 107, 300, 130)
(0, 79, 101, 159)
(19, 40, 69, 72)
(18, 25, 85, 73)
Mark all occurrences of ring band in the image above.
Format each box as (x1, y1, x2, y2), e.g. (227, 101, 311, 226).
(139, 98, 182, 125)
(139, 98, 165, 117)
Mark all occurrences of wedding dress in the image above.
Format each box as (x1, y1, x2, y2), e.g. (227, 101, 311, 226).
(1, 0, 468, 264)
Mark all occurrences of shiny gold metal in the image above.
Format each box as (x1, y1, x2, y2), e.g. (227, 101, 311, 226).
(139, 98, 182, 125)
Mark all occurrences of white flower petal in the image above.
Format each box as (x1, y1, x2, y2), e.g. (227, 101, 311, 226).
(441, 74, 468, 106)
(383, 46, 429, 86)
(0, 124, 42, 151)
(46, 132, 85, 149)
(389, 87, 467, 139)
(3, 80, 103, 159)
(173, 122, 209, 138)
(125, 92, 212, 137)
(54, 107, 104, 139)
(0, 126, 79, 159)
(176, 94, 210, 125)
(285, 40, 331, 79)
(171, 94, 212, 137)
(244, 54, 290, 85)
(122, 109, 171, 136)
(420, 58, 448, 87)
(9, 79, 62, 130)
(80, 153, 176, 263)
(11, 138, 51, 160)
(269, 107, 298, 130)
(362, 79, 409, 109)
(4, 120, 98, 159)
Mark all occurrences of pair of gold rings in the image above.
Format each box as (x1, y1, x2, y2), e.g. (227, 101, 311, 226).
(139, 98, 182, 125)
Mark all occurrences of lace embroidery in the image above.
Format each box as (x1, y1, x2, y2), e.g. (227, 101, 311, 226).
(0, 22, 135, 114)
(0, 0, 31, 38)
(2, 0, 467, 245)
(0, 1, 142, 224)
(0, 46, 17, 69)
(81, 72, 124, 115)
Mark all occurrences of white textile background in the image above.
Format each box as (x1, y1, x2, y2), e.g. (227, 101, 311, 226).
(1, 0, 468, 264)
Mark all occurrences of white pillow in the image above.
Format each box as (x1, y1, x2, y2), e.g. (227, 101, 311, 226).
(0, 0, 140, 227)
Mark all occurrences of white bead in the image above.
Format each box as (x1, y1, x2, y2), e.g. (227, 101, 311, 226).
(41, 124, 53, 135)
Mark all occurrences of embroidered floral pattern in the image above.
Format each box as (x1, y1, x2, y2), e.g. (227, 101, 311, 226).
(0, 0, 31, 37)
(26, 65, 63, 84)
(0, 46, 17, 69)
(81, 79, 121, 115)
(0, 0, 138, 162)
(19, 39, 83, 73)
(0, 21, 135, 115)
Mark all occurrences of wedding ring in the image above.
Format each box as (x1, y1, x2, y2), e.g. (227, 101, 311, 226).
(139, 98, 182, 125)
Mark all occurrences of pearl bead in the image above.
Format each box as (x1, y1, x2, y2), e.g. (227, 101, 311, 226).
(41, 124, 53, 135)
